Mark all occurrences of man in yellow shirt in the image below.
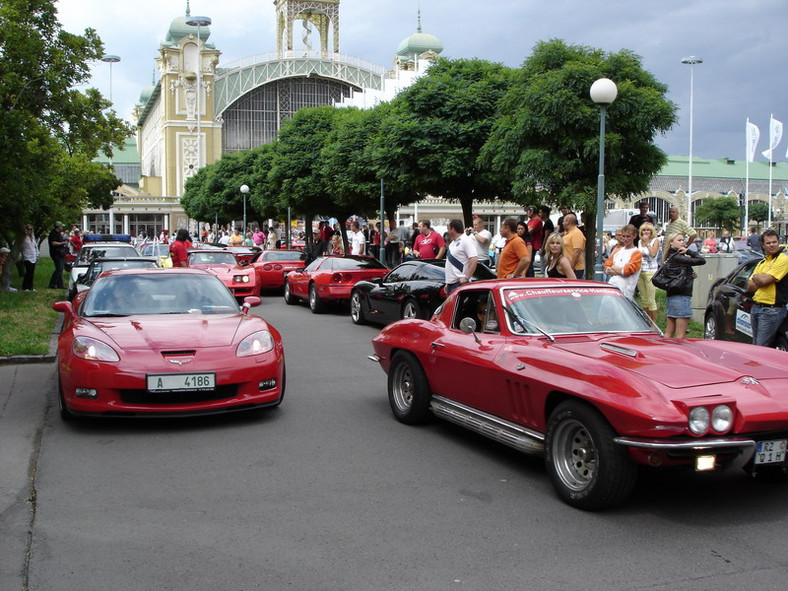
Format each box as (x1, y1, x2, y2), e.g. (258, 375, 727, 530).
(562, 213, 586, 279)
(746, 229, 788, 347)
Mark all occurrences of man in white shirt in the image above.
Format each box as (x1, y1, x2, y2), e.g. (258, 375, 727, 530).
(350, 221, 366, 255)
(445, 219, 479, 294)
(470, 215, 492, 266)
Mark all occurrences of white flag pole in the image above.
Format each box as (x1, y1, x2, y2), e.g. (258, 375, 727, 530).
(745, 118, 750, 231)
(769, 114, 774, 228)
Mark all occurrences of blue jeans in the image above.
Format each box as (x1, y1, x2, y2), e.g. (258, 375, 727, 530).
(751, 304, 788, 347)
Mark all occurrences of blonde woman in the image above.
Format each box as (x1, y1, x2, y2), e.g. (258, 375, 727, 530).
(636, 223, 660, 321)
(330, 234, 344, 255)
(542, 232, 576, 279)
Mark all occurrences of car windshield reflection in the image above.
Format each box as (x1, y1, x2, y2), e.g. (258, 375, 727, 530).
(189, 252, 237, 265)
(83, 273, 240, 317)
(502, 286, 655, 335)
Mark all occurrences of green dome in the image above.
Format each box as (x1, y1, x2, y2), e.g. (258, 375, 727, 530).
(139, 84, 156, 105)
(396, 31, 443, 58)
(163, 14, 211, 47)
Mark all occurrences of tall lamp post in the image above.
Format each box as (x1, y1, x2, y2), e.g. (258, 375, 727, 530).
(184, 15, 211, 176)
(681, 56, 702, 227)
(590, 78, 618, 282)
(240, 184, 250, 236)
(102, 55, 121, 233)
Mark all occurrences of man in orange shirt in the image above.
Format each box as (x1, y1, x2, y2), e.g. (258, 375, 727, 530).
(562, 213, 586, 279)
(496, 218, 530, 279)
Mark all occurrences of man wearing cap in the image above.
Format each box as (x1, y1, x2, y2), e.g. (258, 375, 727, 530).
(48, 221, 68, 289)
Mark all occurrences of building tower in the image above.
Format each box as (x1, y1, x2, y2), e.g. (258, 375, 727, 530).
(275, 0, 340, 59)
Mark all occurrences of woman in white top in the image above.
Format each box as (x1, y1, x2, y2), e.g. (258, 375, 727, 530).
(21, 224, 40, 292)
(636, 222, 660, 322)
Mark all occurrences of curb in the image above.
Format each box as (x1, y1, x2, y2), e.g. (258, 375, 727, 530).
(0, 315, 62, 366)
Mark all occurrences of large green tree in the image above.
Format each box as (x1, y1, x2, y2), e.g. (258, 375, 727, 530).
(748, 201, 769, 230)
(0, 0, 131, 287)
(376, 58, 514, 225)
(694, 196, 741, 234)
(482, 39, 677, 269)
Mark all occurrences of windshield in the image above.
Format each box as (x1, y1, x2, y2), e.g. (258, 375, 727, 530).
(86, 260, 158, 283)
(83, 273, 239, 317)
(78, 245, 138, 264)
(189, 251, 237, 265)
(262, 250, 304, 262)
(502, 286, 654, 335)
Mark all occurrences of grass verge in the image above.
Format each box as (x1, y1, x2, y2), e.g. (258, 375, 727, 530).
(0, 258, 64, 357)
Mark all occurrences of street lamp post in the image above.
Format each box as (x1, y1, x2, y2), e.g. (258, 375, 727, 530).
(101, 55, 121, 104)
(184, 16, 211, 176)
(590, 78, 618, 282)
(240, 184, 250, 236)
(681, 56, 702, 227)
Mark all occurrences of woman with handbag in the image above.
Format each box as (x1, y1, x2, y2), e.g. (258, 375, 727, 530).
(657, 233, 705, 338)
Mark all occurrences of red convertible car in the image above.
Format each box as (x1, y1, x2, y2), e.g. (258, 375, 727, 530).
(284, 255, 389, 313)
(250, 249, 306, 290)
(188, 249, 259, 299)
(370, 278, 788, 510)
(53, 268, 285, 419)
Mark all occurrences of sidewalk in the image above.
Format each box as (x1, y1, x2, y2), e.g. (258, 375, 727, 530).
(0, 318, 60, 589)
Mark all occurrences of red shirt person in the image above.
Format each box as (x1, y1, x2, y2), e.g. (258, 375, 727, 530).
(169, 229, 191, 267)
(412, 220, 446, 259)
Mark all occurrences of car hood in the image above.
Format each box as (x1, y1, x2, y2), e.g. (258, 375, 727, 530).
(551, 335, 786, 389)
(84, 315, 250, 351)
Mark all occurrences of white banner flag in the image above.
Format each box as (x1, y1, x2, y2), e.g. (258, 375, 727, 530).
(762, 115, 783, 160)
(746, 120, 760, 162)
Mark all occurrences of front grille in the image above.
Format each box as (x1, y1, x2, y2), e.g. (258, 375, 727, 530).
(120, 384, 238, 405)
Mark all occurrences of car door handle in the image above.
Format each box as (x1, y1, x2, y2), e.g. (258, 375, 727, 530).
(430, 342, 445, 349)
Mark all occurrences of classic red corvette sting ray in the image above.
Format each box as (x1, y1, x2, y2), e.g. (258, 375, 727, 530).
(188, 249, 259, 299)
(369, 278, 788, 510)
(283, 255, 389, 313)
(250, 248, 306, 290)
(53, 268, 285, 419)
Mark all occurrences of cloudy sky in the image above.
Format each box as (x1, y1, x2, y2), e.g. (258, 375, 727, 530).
(56, 0, 788, 162)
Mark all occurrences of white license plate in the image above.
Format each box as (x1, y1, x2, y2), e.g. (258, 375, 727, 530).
(147, 373, 215, 392)
(754, 439, 787, 464)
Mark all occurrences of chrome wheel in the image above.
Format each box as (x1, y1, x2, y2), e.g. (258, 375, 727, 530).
(350, 291, 365, 324)
(402, 299, 419, 319)
(309, 284, 324, 313)
(387, 352, 431, 424)
(704, 312, 717, 340)
(551, 418, 597, 492)
(283, 281, 297, 305)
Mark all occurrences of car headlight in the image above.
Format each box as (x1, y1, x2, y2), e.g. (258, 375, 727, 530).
(233, 275, 250, 283)
(236, 330, 274, 357)
(72, 336, 120, 362)
(688, 406, 710, 435)
(711, 404, 733, 433)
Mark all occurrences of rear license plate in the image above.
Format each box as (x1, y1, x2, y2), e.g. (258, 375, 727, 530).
(147, 373, 215, 392)
(754, 439, 787, 464)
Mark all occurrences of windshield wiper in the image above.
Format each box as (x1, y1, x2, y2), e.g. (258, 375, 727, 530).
(502, 305, 555, 342)
(87, 312, 130, 318)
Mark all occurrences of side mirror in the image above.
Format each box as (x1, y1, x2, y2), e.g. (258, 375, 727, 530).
(242, 296, 261, 314)
(76, 273, 86, 284)
(52, 301, 75, 319)
(459, 317, 482, 343)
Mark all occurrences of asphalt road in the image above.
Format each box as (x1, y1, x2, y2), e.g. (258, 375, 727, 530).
(7, 294, 788, 590)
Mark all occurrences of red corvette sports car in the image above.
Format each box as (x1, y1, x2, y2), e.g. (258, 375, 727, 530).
(284, 255, 389, 313)
(250, 249, 306, 290)
(53, 268, 285, 419)
(188, 249, 259, 298)
(370, 278, 788, 510)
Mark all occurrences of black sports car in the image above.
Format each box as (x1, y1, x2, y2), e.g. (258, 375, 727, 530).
(704, 257, 788, 349)
(350, 259, 496, 326)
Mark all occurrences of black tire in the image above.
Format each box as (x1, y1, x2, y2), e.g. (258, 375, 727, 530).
(545, 400, 637, 510)
(350, 291, 367, 325)
(387, 351, 432, 425)
(704, 310, 720, 340)
(309, 284, 325, 314)
(401, 298, 423, 320)
(283, 280, 297, 305)
(57, 373, 74, 422)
